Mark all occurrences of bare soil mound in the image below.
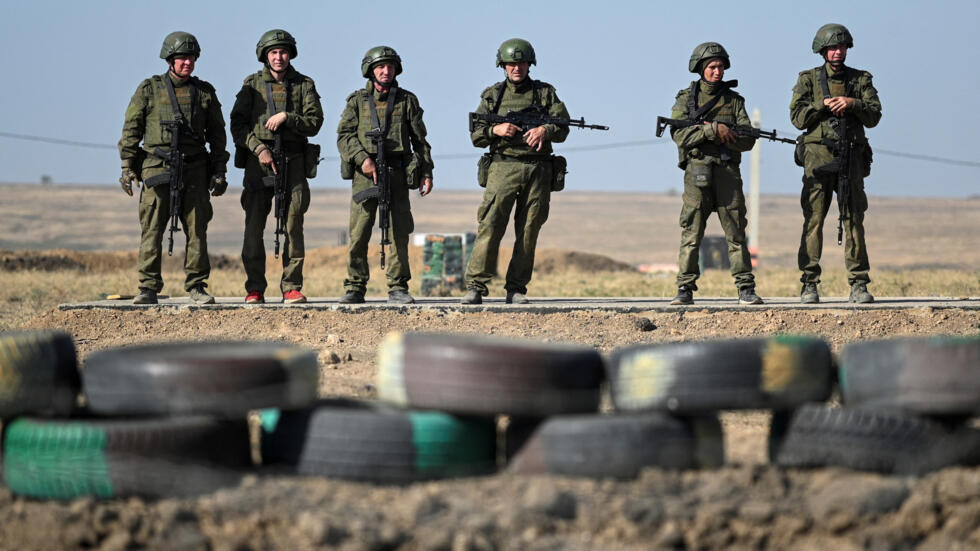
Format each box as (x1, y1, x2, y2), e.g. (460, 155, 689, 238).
(0, 249, 239, 273)
(533, 249, 636, 274)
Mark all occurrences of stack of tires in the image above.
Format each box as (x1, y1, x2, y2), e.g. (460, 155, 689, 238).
(0, 331, 319, 499)
(772, 336, 980, 474)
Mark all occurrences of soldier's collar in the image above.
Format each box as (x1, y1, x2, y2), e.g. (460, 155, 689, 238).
(262, 65, 295, 83)
(824, 62, 846, 77)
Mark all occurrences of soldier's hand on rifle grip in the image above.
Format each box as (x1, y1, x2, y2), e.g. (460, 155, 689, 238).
(823, 96, 854, 116)
(258, 148, 278, 175)
(209, 174, 228, 197)
(264, 112, 288, 132)
(492, 123, 522, 138)
(120, 169, 138, 196)
(420, 177, 433, 197)
(361, 157, 378, 185)
(714, 122, 736, 145)
(524, 126, 547, 151)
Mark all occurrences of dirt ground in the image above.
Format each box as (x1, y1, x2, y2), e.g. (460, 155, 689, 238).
(0, 304, 977, 550)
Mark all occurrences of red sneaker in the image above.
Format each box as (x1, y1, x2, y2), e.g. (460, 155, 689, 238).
(245, 291, 264, 304)
(283, 290, 307, 304)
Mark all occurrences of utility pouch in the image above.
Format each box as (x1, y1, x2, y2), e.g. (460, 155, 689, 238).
(688, 159, 713, 188)
(861, 143, 873, 177)
(133, 149, 147, 180)
(477, 153, 493, 188)
(406, 152, 423, 190)
(340, 157, 355, 180)
(144, 172, 171, 188)
(794, 134, 806, 167)
(550, 155, 567, 192)
(304, 143, 321, 179)
(234, 145, 249, 169)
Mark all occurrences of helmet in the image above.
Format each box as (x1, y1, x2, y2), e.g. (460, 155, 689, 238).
(688, 42, 730, 74)
(361, 46, 402, 78)
(159, 31, 201, 61)
(812, 23, 854, 54)
(256, 29, 298, 62)
(496, 38, 536, 67)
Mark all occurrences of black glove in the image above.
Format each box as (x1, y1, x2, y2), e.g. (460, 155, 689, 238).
(210, 173, 228, 197)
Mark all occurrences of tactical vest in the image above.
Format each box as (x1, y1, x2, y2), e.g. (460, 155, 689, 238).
(488, 79, 553, 156)
(246, 72, 307, 146)
(356, 86, 411, 157)
(143, 74, 207, 155)
(682, 80, 738, 164)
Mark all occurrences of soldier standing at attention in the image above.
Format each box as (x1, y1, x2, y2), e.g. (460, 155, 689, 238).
(668, 42, 762, 306)
(461, 39, 569, 305)
(336, 46, 434, 304)
(231, 29, 324, 304)
(118, 31, 229, 305)
(791, 24, 881, 304)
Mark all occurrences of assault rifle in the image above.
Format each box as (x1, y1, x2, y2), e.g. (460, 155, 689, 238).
(468, 105, 609, 133)
(656, 116, 796, 144)
(152, 119, 185, 256)
(829, 114, 852, 246)
(352, 126, 392, 269)
(261, 130, 288, 259)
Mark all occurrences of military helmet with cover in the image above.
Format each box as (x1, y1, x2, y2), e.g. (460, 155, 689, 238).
(256, 29, 298, 62)
(812, 23, 854, 54)
(688, 42, 730, 74)
(496, 38, 536, 67)
(361, 46, 402, 78)
(159, 31, 201, 61)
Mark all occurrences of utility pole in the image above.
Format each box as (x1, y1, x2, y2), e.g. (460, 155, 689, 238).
(748, 108, 762, 260)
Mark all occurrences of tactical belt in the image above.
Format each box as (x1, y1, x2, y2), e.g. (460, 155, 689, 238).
(492, 153, 549, 164)
(258, 139, 305, 155)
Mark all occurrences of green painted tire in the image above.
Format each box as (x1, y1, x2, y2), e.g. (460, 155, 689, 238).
(83, 342, 319, 417)
(840, 336, 980, 415)
(2, 417, 250, 499)
(607, 336, 833, 413)
(509, 413, 724, 477)
(0, 330, 79, 417)
(261, 400, 496, 483)
(377, 332, 604, 416)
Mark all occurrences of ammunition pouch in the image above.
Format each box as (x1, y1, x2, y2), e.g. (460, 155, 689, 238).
(234, 145, 249, 169)
(341, 157, 355, 180)
(550, 155, 567, 192)
(860, 142, 873, 178)
(687, 158, 713, 188)
(405, 151, 423, 190)
(476, 153, 493, 188)
(794, 134, 806, 167)
(304, 143, 321, 179)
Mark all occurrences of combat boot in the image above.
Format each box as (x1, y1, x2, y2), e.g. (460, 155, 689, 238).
(738, 287, 764, 305)
(133, 288, 157, 305)
(460, 289, 482, 305)
(505, 291, 529, 304)
(388, 290, 416, 304)
(849, 282, 875, 304)
(801, 282, 819, 304)
(339, 290, 365, 304)
(670, 285, 694, 305)
(189, 285, 215, 304)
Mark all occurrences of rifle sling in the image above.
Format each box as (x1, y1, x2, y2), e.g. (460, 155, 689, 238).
(163, 75, 203, 147)
(365, 86, 398, 147)
(490, 79, 540, 115)
(687, 81, 731, 160)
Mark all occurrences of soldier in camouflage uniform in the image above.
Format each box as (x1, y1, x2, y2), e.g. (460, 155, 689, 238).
(460, 39, 569, 305)
(118, 31, 229, 305)
(231, 29, 324, 304)
(336, 46, 434, 304)
(791, 23, 881, 304)
(668, 42, 762, 306)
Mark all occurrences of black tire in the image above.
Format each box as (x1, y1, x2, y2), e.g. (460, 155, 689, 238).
(770, 404, 980, 475)
(262, 400, 497, 483)
(83, 342, 319, 416)
(840, 336, 980, 415)
(376, 332, 604, 416)
(508, 413, 724, 478)
(607, 336, 833, 413)
(0, 330, 79, 417)
(2, 416, 250, 499)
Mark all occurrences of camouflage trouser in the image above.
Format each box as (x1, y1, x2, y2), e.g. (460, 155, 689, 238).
(465, 158, 552, 296)
(137, 160, 212, 293)
(240, 151, 311, 294)
(344, 166, 414, 293)
(676, 162, 755, 290)
(797, 173, 870, 286)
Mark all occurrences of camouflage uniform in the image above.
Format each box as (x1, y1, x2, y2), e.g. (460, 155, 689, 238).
(231, 62, 323, 296)
(118, 42, 228, 296)
(791, 38, 881, 294)
(464, 42, 569, 299)
(337, 76, 433, 295)
(670, 78, 757, 295)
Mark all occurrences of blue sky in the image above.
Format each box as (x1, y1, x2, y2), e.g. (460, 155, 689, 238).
(2, 0, 978, 197)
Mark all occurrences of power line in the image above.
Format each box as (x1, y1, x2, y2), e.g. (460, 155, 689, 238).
(3, 130, 979, 168)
